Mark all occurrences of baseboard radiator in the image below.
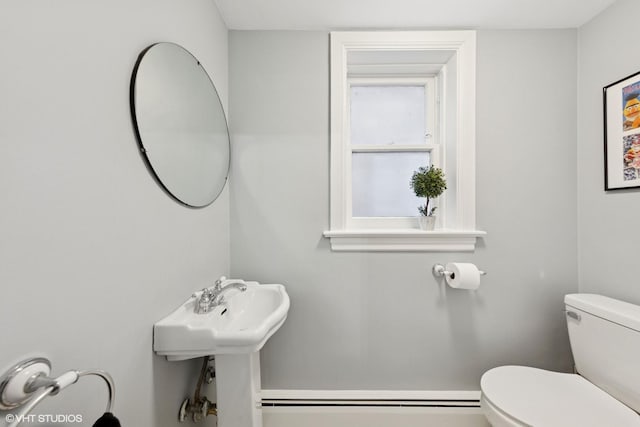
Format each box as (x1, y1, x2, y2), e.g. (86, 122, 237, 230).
(261, 390, 489, 427)
(263, 389, 481, 407)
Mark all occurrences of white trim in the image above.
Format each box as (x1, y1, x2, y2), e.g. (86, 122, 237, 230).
(329, 31, 482, 251)
(347, 217, 425, 229)
(351, 144, 436, 153)
(348, 63, 444, 78)
(323, 229, 486, 252)
(262, 406, 488, 427)
(454, 32, 477, 230)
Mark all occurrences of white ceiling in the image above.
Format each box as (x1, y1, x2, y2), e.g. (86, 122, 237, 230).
(213, 0, 617, 30)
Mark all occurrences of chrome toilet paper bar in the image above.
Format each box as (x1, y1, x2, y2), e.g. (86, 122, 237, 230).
(0, 357, 115, 427)
(433, 263, 486, 278)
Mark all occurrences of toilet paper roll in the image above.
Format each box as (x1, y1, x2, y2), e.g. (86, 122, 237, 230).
(445, 262, 481, 290)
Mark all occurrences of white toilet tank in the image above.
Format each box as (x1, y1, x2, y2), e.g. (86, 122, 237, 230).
(565, 293, 640, 413)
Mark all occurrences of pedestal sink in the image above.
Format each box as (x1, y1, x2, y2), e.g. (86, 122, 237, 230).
(153, 280, 290, 427)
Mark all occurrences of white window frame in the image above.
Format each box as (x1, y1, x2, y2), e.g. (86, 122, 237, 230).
(348, 76, 438, 229)
(324, 31, 485, 252)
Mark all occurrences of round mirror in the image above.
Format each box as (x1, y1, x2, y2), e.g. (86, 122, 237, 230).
(130, 42, 230, 208)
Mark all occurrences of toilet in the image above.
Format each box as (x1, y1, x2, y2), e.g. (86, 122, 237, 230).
(480, 294, 640, 426)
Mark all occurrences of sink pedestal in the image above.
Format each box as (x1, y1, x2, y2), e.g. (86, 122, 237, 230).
(215, 352, 262, 427)
(153, 281, 289, 426)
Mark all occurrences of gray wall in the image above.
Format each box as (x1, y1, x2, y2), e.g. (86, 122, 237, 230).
(0, 1, 229, 426)
(229, 30, 578, 390)
(577, 0, 640, 302)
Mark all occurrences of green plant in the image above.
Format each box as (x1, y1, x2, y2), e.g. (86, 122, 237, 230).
(410, 165, 447, 216)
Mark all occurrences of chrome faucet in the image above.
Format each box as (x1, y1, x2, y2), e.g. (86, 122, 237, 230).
(211, 282, 247, 306)
(195, 277, 247, 314)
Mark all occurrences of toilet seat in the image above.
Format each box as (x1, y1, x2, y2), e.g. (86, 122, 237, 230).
(480, 366, 640, 427)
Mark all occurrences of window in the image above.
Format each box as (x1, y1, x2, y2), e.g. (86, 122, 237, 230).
(350, 79, 437, 225)
(324, 31, 485, 251)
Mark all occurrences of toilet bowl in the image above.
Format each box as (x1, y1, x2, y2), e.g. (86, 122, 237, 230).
(480, 294, 640, 426)
(481, 366, 640, 426)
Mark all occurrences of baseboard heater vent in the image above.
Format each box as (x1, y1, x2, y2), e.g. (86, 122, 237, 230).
(262, 390, 481, 409)
(263, 399, 480, 408)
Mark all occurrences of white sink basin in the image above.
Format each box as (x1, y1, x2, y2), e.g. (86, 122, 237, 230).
(154, 281, 289, 360)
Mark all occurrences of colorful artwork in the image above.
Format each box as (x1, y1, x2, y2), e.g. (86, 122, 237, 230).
(623, 134, 640, 180)
(604, 70, 640, 190)
(623, 81, 640, 131)
(620, 79, 640, 181)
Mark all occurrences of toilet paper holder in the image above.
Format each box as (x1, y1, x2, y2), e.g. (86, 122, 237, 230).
(432, 263, 486, 279)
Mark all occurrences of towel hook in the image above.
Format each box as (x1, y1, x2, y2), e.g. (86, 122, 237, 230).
(0, 357, 115, 427)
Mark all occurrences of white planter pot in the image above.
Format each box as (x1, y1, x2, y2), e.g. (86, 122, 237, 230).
(418, 216, 436, 230)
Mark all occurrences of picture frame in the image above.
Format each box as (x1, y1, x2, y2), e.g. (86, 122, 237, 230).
(603, 70, 640, 191)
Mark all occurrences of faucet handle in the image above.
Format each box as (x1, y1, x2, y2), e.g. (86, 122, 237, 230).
(213, 276, 227, 292)
(197, 288, 213, 313)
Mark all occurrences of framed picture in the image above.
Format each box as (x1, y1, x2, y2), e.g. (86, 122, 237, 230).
(604, 70, 640, 190)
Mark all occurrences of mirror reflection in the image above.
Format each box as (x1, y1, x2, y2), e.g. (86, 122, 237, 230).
(130, 42, 230, 208)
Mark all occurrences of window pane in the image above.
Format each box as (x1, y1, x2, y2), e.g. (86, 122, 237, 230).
(350, 85, 426, 146)
(352, 152, 431, 217)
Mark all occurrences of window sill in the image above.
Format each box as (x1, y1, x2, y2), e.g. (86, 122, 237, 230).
(323, 229, 486, 252)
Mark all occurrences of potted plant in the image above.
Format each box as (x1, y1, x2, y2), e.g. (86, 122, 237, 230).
(410, 165, 447, 230)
